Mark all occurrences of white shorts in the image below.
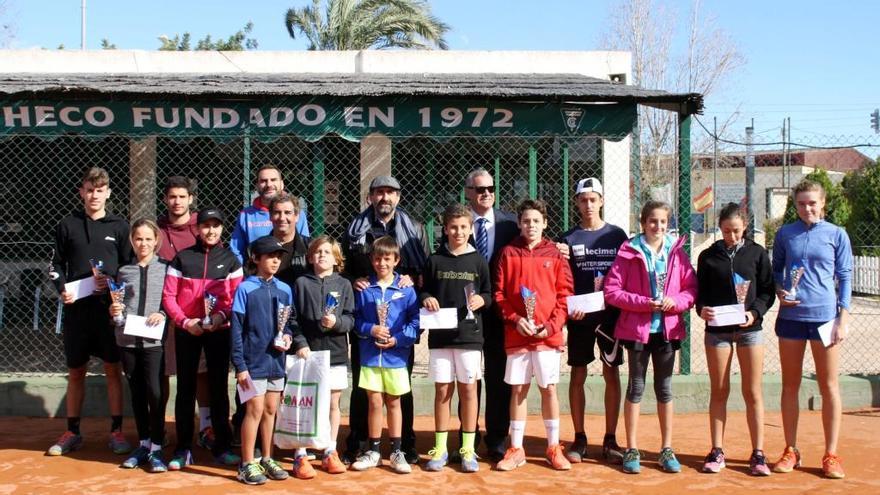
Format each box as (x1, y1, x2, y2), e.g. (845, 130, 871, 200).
(429, 348, 483, 384)
(328, 365, 349, 391)
(252, 377, 286, 396)
(504, 350, 562, 388)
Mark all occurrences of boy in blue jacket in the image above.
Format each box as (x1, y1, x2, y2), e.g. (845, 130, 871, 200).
(231, 236, 295, 485)
(350, 236, 420, 474)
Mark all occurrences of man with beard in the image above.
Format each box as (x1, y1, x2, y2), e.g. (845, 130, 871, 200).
(342, 176, 430, 465)
(230, 164, 310, 264)
(157, 176, 216, 451)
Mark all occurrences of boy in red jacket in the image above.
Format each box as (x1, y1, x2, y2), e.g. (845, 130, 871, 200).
(493, 199, 574, 471)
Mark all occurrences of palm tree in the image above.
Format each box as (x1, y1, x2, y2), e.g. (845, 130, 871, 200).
(285, 0, 450, 50)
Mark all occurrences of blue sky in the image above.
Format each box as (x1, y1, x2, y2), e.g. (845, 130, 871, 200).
(4, 0, 879, 142)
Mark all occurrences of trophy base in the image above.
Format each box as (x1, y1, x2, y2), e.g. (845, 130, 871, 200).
(783, 295, 799, 302)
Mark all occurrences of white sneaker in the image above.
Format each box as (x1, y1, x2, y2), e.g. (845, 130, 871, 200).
(351, 450, 381, 471)
(390, 450, 412, 474)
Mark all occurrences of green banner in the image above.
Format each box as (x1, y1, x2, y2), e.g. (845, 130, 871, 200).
(0, 97, 635, 141)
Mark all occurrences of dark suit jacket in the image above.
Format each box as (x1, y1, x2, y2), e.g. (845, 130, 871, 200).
(469, 207, 519, 341)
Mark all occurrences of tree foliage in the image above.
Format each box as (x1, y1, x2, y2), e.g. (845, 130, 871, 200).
(101, 39, 116, 50)
(285, 0, 449, 50)
(158, 22, 257, 51)
(843, 157, 880, 254)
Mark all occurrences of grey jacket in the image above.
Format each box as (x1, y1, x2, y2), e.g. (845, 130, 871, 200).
(113, 257, 167, 348)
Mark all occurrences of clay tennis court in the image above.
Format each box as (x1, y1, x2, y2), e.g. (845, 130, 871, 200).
(1, 409, 876, 494)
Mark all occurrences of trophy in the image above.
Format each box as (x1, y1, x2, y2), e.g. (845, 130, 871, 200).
(375, 298, 390, 344)
(594, 270, 605, 292)
(520, 286, 537, 325)
(322, 293, 339, 331)
(274, 302, 291, 348)
(89, 258, 105, 278)
(653, 271, 668, 303)
(785, 262, 806, 302)
(733, 273, 751, 305)
(108, 279, 126, 326)
(464, 283, 476, 320)
(202, 292, 217, 326)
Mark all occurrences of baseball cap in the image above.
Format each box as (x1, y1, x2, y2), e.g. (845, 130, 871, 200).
(196, 207, 224, 224)
(369, 176, 401, 191)
(250, 235, 287, 255)
(575, 178, 603, 196)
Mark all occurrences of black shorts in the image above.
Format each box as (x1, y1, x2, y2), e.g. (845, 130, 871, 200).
(62, 296, 120, 368)
(567, 313, 624, 368)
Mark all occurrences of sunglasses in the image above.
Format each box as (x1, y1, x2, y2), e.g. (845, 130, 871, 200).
(467, 185, 495, 194)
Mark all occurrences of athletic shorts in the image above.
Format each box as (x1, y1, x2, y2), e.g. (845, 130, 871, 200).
(358, 366, 411, 396)
(504, 349, 561, 388)
(328, 364, 349, 391)
(775, 318, 830, 341)
(62, 296, 120, 368)
(429, 348, 482, 384)
(567, 314, 624, 367)
(251, 377, 286, 396)
(164, 324, 208, 376)
(705, 329, 764, 348)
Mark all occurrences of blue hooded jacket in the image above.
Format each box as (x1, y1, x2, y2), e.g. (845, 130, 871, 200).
(354, 273, 420, 369)
(230, 275, 296, 380)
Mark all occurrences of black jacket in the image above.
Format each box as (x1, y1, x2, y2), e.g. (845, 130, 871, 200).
(51, 210, 133, 296)
(342, 208, 430, 281)
(696, 238, 776, 333)
(292, 272, 355, 366)
(419, 244, 492, 350)
(273, 232, 311, 289)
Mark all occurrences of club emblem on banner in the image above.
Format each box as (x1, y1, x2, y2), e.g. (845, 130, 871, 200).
(561, 107, 585, 134)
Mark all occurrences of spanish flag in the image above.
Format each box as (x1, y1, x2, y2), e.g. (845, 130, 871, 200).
(693, 187, 714, 213)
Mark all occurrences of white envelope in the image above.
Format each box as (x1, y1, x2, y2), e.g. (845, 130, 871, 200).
(237, 375, 258, 404)
(419, 307, 459, 330)
(817, 319, 843, 348)
(707, 303, 746, 327)
(63, 277, 97, 302)
(566, 292, 605, 314)
(123, 314, 164, 340)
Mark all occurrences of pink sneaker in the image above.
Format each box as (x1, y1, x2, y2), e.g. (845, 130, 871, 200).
(750, 450, 771, 476)
(702, 448, 725, 473)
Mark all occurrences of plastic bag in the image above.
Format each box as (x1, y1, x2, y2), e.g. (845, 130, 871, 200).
(273, 350, 331, 450)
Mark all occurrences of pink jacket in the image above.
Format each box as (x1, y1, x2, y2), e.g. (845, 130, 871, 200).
(603, 235, 697, 343)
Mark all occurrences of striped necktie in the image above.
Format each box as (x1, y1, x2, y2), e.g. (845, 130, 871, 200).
(476, 217, 489, 261)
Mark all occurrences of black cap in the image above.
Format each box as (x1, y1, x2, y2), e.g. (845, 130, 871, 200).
(250, 235, 287, 255)
(196, 207, 224, 224)
(369, 175, 401, 191)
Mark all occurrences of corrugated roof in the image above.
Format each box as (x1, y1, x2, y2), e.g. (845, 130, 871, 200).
(0, 72, 703, 114)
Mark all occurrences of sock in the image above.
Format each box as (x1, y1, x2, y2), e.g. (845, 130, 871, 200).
(140, 439, 150, 448)
(68, 417, 81, 435)
(295, 447, 307, 459)
(574, 431, 587, 442)
(509, 420, 526, 449)
(198, 407, 212, 431)
(544, 419, 560, 447)
(433, 431, 448, 454)
(461, 431, 476, 452)
(150, 442, 162, 453)
(111, 415, 123, 432)
(390, 437, 402, 453)
(369, 438, 381, 453)
(325, 445, 337, 455)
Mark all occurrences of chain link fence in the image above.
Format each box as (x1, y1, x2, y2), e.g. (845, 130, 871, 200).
(2, 125, 879, 377)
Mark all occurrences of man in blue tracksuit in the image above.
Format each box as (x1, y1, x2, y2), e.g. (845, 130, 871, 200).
(230, 164, 310, 263)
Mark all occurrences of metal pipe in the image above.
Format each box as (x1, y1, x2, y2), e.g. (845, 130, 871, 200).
(81, 0, 86, 50)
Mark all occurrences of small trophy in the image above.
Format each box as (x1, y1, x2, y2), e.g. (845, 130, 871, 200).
(594, 270, 605, 292)
(108, 279, 126, 326)
(274, 302, 291, 348)
(733, 273, 751, 305)
(89, 258, 105, 278)
(375, 298, 390, 344)
(785, 262, 806, 302)
(520, 286, 537, 325)
(464, 283, 476, 320)
(322, 293, 339, 331)
(202, 292, 217, 326)
(653, 271, 668, 303)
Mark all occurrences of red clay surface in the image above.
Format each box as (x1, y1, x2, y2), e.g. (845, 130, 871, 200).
(1, 410, 877, 494)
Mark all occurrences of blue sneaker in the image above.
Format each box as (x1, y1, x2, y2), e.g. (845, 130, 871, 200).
(147, 451, 168, 473)
(121, 446, 150, 468)
(167, 449, 193, 471)
(424, 449, 448, 471)
(215, 450, 242, 466)
(622, 448, 641, 474)
(659, 447, 681, 473)
(460, 447, 479, 473)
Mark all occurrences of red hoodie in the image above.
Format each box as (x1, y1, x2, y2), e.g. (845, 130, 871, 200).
(157, 213, 198, 263)
(494, 237, 574, 353)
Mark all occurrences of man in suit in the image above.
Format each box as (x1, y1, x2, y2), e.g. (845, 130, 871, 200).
(464, 168, 520, 462)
